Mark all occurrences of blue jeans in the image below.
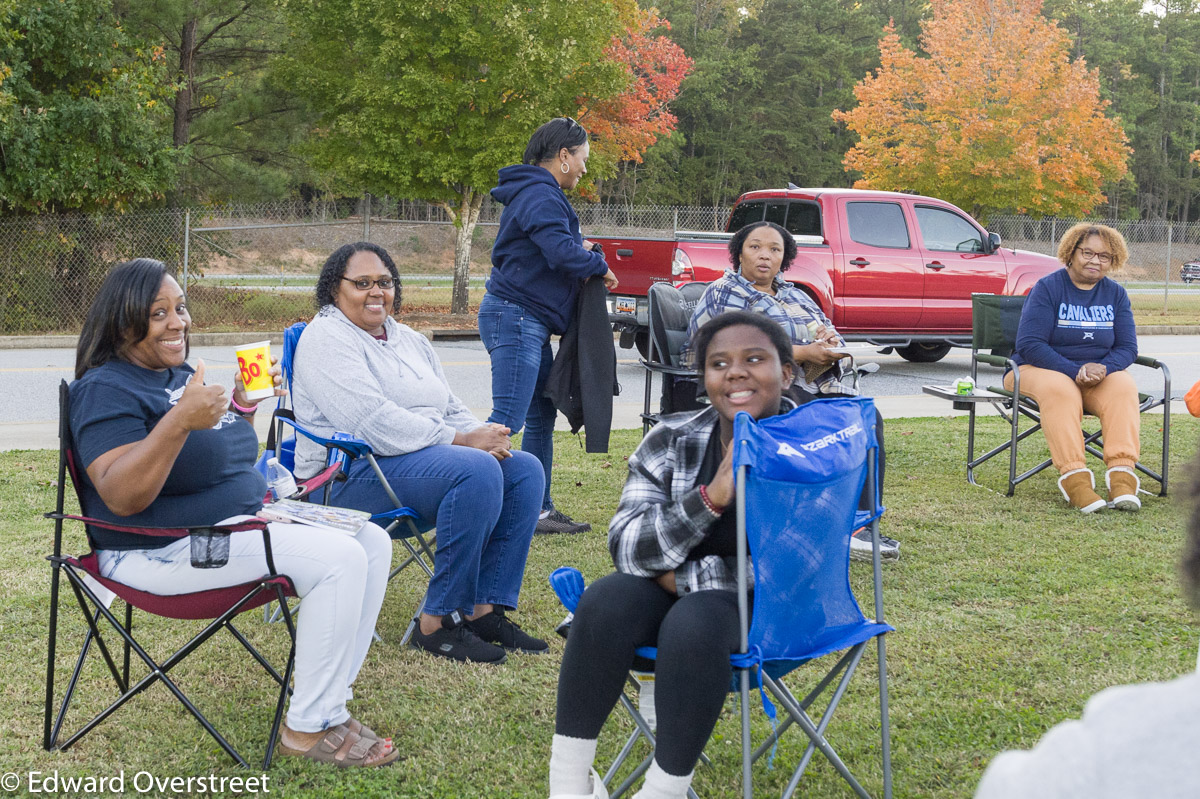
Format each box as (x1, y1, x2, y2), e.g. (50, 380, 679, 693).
(330, 444, 543, 616)
(478, 293, 557, 510)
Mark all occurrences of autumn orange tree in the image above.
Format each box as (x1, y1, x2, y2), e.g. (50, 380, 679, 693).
(833, 0, 1129, 219)
(581, 6, 693, 194)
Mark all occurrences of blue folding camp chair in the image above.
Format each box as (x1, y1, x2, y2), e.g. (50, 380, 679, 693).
(552, 397, 893, 799)
(258, 322, 437, 643)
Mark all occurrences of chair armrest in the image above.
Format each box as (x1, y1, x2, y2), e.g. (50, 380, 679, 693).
(44, 514, 266, 540)
(272, 411, 374, 459)
(640, 360, 699, 378)
(973, 353, 1010, 369)
(1135, 355, 1164, 369)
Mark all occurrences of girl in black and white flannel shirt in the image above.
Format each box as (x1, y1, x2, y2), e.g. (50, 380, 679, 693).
(549, 312, 797, 799)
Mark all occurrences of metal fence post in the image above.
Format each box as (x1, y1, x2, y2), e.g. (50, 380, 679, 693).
(363, 193, 372, 241)
(1163, 223, 1172, 313)
(182, 208, 191, 289)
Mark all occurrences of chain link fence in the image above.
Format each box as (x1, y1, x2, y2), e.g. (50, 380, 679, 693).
(2, 199, 1196, 336)
(988, 215, 1200, 324)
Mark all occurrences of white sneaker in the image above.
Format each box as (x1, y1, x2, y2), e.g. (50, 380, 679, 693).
(551, 768, 608, 799)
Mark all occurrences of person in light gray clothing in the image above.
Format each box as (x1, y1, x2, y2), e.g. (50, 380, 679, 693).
(292, 242, 548, 665)
(975, 447, 1200, 799)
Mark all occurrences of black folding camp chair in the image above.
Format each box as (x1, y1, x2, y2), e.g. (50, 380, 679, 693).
(641, 282, 709, 433)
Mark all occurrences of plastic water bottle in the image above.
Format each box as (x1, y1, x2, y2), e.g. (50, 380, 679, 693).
(266, 457, 297, 501)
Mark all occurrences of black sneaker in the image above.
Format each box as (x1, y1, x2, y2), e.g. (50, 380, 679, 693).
(535, 509, 591, 535)
(849, 527, 900, 562)
(409, 611, 507, 664)
(465, 608, 549, 654)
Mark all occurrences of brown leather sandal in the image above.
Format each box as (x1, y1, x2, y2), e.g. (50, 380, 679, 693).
(279, 720, 400, 768)
(344, 718, 392, 747)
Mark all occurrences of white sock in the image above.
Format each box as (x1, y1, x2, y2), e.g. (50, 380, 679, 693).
(632, 760, 694, 799)
(549, 734, 598, 796)
(540, 510, 551, 520)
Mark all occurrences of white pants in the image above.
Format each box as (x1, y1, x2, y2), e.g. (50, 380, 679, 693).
(97, 518, 392, 733)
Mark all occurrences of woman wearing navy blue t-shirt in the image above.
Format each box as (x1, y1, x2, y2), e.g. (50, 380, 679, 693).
(70, 259, 397, 767)
(1005, 224, 1142, 514)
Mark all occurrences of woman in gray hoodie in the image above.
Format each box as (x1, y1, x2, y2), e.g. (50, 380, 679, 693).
(292, 242, 548, 665)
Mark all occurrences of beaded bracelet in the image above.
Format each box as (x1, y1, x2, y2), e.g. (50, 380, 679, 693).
(698, 484, 727, 516)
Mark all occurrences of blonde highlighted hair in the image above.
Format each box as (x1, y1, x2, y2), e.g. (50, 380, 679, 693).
(1056, 223, 1129, 272)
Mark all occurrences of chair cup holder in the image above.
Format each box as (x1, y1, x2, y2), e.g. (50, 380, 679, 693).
(189, 527, 231, 569)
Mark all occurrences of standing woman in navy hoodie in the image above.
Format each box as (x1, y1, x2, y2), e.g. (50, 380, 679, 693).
(480, 118, 618, 535)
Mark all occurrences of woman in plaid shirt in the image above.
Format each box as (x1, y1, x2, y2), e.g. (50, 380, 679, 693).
(683, 220, 853, 396)
(549, 311, 796, 799)
(682, 220, 896, 561)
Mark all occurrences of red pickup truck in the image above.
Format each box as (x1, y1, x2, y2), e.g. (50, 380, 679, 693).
(594, 187, 1060, 362)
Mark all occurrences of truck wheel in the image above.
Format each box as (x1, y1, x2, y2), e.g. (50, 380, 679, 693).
(896, 343, 952, 363)
(635, 330, 650, 359)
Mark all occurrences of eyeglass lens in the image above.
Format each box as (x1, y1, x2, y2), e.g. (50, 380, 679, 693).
(345, 277, 395, 290)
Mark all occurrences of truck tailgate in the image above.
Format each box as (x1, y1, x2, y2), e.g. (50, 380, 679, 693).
(590, 236, 676, 296)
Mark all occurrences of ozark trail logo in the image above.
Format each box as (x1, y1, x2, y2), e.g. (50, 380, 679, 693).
(777, 442, 806, 459)
(800, 422, 864, 453)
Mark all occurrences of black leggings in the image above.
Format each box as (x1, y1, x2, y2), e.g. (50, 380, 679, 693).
(556, 571, 742, 776)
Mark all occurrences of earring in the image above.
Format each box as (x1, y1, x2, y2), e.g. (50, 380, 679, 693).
(560, 162, 569, 174)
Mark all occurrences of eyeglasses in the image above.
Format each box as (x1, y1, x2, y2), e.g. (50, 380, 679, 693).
(1075, 247, 1113, 265)
(341, 276, 396, 291)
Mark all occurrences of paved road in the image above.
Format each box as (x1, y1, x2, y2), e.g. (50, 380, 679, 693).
(3, 335, 1196, 451)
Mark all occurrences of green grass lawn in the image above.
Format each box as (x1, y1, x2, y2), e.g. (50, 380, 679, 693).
(2, 416, 1198, 797)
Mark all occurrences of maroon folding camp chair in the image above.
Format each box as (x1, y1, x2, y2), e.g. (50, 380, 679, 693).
(44, 380, 308, 768)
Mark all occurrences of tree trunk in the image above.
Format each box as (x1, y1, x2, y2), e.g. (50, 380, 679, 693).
(174, 18, 198, 148)
(445, 189, 484, 315)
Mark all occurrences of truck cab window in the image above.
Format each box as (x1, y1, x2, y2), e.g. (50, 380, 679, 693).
(765, 201, 787, 227)
(727, 201, 765, 232)
(846, 202, 910, 249)
(784, 202, 821, 237)
(915, 205, 985, 252)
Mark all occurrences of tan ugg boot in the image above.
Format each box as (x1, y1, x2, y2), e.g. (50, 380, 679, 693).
(1058, 469, 1106, 513)
(1106, 466, 1141, 511)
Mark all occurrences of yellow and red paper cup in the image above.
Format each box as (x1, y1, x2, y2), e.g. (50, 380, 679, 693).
(235, 340, 274, 401)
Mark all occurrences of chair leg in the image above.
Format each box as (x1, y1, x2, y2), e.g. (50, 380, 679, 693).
(765, 656, 872, 799)
(66, 575, 126, 692)
(44, 561, 62, 750)
(607, 691, 657, 799)
(740, 668, 752, 799)
(55, 567, 292, 768)
(878, 634, 893, 799)
(123, 603, 132, 689)
(264, 584, 298, 769)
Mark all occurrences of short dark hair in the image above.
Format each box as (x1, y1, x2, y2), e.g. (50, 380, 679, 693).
(75, 258, 178, 379)
(523, 117, 588, 165)
(728, 220, 798, 273)
(315, 242, 402, 312)
(692, 310, 796, 377)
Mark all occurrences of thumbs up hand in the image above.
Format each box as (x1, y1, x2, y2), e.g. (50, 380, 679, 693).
(173, 359, 228, 431)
